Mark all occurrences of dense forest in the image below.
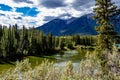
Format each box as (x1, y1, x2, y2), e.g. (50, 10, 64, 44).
(0, 24, 97, 61)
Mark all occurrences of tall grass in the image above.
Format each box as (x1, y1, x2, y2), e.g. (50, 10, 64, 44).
(0, 50, 120, 80)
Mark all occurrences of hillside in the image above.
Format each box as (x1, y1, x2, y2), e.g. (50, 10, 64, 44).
(36, 13, 120, 36)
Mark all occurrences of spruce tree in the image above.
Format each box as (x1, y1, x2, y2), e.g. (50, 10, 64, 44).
(12, 24, 19, 54)
(28, 27, 37, 55)
(18, 26, 29, 55)
(94, 0, 120, 50)
(38, 31, 44, 53)
(1, 27, 9, 57)
(46, 33, 52, 49)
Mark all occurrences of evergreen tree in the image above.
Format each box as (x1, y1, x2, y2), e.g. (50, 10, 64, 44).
(54, 37, 59, 48)
(94, 0, 120, 50)
(36, 30, 44, 54)
(0, 25, 3, 56)
(52, 37, 55, 49)
(12, 24, 20, 54)
(28, 27, 37, 55)
(47, 33, 52, 49)
(0, 25, 2, 40)
(1, 27, 9, 57)
(18, 26, 29, 55)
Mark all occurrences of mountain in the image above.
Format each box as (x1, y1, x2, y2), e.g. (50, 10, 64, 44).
(36, 13, 120, 36)
(36, 19, 67, 36)
(62, 13, 97, 35)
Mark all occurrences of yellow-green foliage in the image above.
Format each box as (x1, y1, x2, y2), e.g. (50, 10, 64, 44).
(0, 50, 120, 80)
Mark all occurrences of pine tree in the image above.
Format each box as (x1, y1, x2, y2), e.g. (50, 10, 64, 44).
(18, 26, 29, 55)
(35, 30, 44, 54)
(46, 33, 52, 49)
(1, 27, 9, 57)
(28, 27, 37, 55)
(12, 24, 20, 54)
(94, 0, 120, 50)
(0, 25, 3, 56)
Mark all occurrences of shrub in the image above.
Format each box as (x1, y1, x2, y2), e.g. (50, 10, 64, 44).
(0, 50, 120, 80)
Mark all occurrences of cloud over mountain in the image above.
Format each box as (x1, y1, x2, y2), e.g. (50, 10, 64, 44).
(0, 0, 119, 28)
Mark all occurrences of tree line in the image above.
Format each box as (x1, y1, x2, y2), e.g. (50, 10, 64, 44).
(0, 24, 96, 60)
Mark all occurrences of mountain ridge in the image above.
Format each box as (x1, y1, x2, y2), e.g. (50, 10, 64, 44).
(36, 13, 120, 36)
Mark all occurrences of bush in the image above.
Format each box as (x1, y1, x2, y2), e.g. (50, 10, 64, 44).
(67, 43, 74, 49)
(0, 50, 120, 80)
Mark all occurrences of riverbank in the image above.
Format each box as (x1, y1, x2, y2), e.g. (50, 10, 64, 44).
(0, 47, 89, 74)
(1, 50, 119, 80)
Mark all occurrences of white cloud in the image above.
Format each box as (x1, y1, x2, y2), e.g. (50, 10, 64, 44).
(0, 10, 37, 28)
(0, 0, 119, 28)
(65, 0, 74, 4)
(0, 0, 98, 28)
(0, 10, 22, 24)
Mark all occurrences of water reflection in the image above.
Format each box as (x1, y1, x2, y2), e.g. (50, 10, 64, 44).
(53, 49, 87, 68)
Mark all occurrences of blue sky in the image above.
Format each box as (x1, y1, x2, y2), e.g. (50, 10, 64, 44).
(0, 0, 119, 28)
(0, 4, 12, 11)
(15, 7, 39, 17)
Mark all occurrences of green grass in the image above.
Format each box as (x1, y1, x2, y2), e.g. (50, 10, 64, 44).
(0, 62, 14, 74)
(0, 56, 55, 74)
(26, 56, 55, 68)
